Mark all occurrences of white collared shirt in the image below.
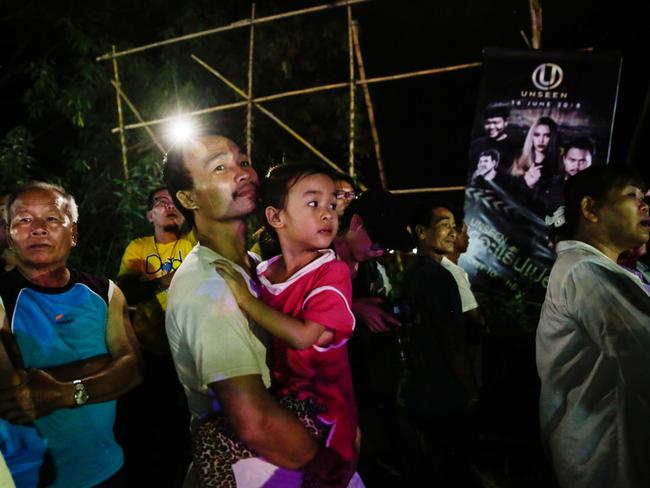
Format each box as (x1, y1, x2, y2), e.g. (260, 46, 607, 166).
(536, 240, 650, 488)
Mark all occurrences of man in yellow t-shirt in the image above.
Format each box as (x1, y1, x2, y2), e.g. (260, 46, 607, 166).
(118, 187, 196, 353)
(115, 187, 195, 487)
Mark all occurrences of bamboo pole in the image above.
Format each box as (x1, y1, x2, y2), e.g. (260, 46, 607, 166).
(191, 54, 347, 175)
(110, 80, 166, 155)
(529, 0, 542, 49)
(246, 3, 256, 158)
(390, 186, 465, 195)
(97, 0, 371, 62)
(254, 82, 348, 102)
(111, 101, 250, 133)
(351, 21, 387, 190)
(359, 62, 482, 85)
(111, 61, 481, 133)
(112, 46, 129, 180)
(347, 4, 355, 177)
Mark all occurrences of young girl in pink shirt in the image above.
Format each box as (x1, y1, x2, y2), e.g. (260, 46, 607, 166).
(195, 164, 360, 487)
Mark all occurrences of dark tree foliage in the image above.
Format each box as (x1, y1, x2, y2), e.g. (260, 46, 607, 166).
(0, 0, 371, 276)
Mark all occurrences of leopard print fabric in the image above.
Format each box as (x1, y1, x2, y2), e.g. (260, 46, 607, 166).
(192, 395, 328, 488)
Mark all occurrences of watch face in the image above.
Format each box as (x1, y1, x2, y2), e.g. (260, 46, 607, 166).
(74, 385, 89, 405)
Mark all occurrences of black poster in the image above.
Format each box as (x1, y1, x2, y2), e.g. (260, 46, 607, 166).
(460, 47, 621, 302)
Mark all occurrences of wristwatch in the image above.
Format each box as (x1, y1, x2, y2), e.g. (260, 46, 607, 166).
(72, 379, 89, 406)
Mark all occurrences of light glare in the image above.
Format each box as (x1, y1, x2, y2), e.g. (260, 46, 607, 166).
(168, 118, 197, 144)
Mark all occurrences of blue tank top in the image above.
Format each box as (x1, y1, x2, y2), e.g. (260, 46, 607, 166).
(0, 269, 123, 488)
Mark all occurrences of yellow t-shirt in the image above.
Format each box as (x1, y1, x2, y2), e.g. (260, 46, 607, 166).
(118, 231, 197, 310)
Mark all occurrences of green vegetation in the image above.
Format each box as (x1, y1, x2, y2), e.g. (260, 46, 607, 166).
(1, 0, 371, 276)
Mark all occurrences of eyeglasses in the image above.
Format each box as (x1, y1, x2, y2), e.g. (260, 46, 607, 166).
(335, 190, 357, 200)
(152, 197, 175, 209)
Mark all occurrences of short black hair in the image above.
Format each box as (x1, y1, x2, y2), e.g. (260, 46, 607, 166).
(409, 199, 455, 239)
(561, 164, 646, 240)
(339, 189, 414, 251)
(564, 137, 594, 155)
(479, 149, 500, 164)
(484, 104, 510, 121)
(333, 173, 358, 192)
(147, 186, 169, 210)
(162, 129, 230, 228)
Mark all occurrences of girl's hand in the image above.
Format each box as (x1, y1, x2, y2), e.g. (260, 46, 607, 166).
(524, 163, 542, 188)
(214, 259, 253, 306)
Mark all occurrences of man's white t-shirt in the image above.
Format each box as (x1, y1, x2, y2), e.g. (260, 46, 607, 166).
(166, 245, 270, 420)
(441, 257, 478, 313)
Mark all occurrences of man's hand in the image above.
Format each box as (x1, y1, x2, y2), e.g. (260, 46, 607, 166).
(0, 369, 70, 424)
(301, 445, 356, 488)
(156, 271, 175, 290)
(214, 259, 254, 307)
(351, 297, 400, 333)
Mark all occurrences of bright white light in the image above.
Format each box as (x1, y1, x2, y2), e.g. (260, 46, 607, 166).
(168, 118, 197, 144)
(412, 248, 418, 254)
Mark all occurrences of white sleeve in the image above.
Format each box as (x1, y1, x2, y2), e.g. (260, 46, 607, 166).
(565, 261, 650, 391)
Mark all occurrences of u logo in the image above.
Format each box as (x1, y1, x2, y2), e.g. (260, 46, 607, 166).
(532, 63, 564, 91)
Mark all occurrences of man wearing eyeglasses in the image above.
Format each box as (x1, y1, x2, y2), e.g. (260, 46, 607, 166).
(115, 186, 196, 487)
(334, 175, 358, 217)
(118, 187, 196, 348)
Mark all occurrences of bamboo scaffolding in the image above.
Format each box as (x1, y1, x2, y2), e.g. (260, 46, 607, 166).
(110, 80, 166, 155)
(347, 5, 355, 177)
(111, 61, 481, 133)
(351, 21, 387, 190)
(246, 3, 256, 158)
(192, 55, 347, 176)
(112, 46, 129, 180)
(96, 0, 371, 62)
(390, 186, 465, 195)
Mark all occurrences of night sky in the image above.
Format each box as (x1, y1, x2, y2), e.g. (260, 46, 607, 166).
(1, 0, 648, 211)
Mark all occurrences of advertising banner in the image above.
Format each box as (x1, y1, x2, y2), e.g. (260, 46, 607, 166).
(460, 47, 622, 302)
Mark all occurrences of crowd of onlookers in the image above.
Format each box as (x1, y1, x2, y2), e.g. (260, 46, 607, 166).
(0, 130, 648, 488)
